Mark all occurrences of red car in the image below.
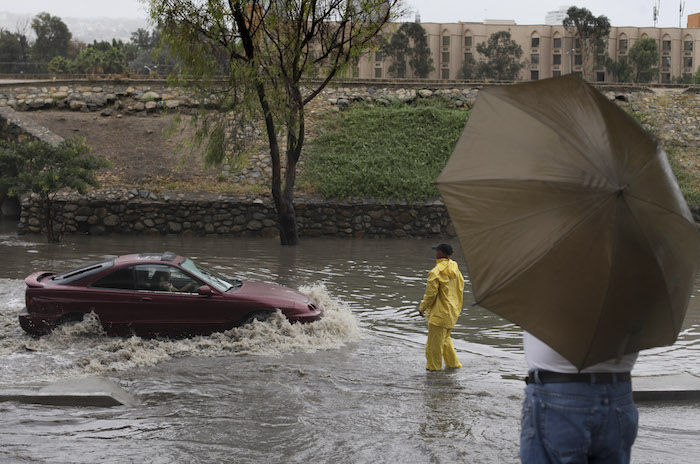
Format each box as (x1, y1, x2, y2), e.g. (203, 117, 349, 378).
(19, 252, 323, 337)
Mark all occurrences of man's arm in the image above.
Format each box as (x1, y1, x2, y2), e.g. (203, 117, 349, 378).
(419, 272, 439, 316)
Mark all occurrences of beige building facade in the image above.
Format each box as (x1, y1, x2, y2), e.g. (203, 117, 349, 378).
(357, 19, 700, 83)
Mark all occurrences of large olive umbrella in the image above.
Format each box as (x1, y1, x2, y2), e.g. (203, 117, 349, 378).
(437, 75, 700, 370)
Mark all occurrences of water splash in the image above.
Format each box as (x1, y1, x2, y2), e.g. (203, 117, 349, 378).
(0, 279, 359, 384)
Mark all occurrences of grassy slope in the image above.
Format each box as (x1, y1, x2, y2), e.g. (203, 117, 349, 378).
(301, 98, 699, 208)
(299, 100, 469, 200)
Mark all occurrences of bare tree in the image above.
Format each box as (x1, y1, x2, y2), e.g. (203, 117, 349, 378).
(148, 0, 405, 245)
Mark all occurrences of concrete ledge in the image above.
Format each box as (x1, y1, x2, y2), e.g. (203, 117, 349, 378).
(0, 377, 136, 407)
(633, 373, 700, 402)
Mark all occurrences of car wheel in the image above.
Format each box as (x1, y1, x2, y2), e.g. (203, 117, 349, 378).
(242, 311, 271, 325)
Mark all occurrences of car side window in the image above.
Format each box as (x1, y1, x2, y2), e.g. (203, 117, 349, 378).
(91, 267, 135, 290)
(134, 264, 202, 293)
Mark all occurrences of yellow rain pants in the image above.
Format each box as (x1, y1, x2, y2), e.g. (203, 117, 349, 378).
(426, 324, 462, 371)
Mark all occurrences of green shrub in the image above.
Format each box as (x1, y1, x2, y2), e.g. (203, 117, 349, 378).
(301, 100, 469, 200)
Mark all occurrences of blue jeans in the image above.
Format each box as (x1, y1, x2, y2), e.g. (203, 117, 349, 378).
(520, 380, 638, 463)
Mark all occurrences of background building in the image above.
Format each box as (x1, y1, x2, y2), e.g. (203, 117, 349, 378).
(356, 14, 700, 83)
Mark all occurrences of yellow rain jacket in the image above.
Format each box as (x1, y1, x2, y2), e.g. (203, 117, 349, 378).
(419, 258, 465, 329)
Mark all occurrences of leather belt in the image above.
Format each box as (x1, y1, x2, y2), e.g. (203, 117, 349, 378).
(526, 370, 631, 385)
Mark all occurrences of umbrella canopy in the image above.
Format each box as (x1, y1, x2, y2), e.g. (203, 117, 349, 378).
(438, 75, 700, 370)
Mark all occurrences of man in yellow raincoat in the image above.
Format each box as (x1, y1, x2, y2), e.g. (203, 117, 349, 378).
(419, 243, 465, 371)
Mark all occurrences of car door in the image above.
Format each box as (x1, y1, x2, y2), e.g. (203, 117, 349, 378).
(85, 266, 139, 335)
(131, 264, 225, 336)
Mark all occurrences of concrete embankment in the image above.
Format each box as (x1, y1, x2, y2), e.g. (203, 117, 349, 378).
(0, 377, 136, 407)
(1, 374, 698, 408)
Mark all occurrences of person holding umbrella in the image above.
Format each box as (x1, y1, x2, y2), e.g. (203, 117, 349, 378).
(520, 332, 639, 462)
(418, 243, 465, 371)
(436, 75, 700, 462)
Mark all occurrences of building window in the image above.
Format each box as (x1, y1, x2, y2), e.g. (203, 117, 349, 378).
(574, 71, 583, 78)
(574, 54, 582, 65)
(441, 68, 450, 79)
(684, 40, 694, 51)
(596, 71, 605, 82)
(553, 70, 561, 77)
(374, 67, 382, 78)
(662, 40, 671, 51)
(531, 37, 540, 48)
(661, 56, 671, 69)
(575, 38, 581, 49)
(530, 70, 539, 81)
(661, 73, 671, 83)
(553, 37, 562, 49)
(375, 51, 383, 62)
(464, 52, 473, 62)
(442, 35, 450, 47)
(531, 54, 539, 65)
(619, 39, 628, 52)
(464, 36, 472, 47)
(684, 57, 693, 68)
(442, 52, 450, 63)
(553, 54, 561, 65)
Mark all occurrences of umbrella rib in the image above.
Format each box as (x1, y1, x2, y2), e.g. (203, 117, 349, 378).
(625, 192, 695, 223)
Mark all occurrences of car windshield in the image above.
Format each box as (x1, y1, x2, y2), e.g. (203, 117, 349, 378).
(180, 259, 242, 292)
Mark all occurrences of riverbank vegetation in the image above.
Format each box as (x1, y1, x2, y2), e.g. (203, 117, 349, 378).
(300, 100, 469, 200)
(300, 97, 700, 208)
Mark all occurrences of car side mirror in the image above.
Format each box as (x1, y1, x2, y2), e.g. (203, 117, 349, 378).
(197, 285, 215, 296)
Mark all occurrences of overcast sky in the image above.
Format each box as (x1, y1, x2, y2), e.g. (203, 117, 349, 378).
(2, 1, 699, 28)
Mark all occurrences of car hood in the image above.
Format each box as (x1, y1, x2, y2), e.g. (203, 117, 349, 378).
(234, 281, 312, 305)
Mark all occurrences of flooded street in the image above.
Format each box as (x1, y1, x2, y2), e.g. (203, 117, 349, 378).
(0, 218, 699, 463)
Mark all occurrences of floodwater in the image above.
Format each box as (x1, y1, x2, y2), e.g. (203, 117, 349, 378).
(0, 218, 698, 463)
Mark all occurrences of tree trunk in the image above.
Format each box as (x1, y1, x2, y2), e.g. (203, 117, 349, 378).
(0, 187, 7, 215)
(44, 196, 58, 243)
(277, 194, 298, 245)
(272, 84, 305, 246)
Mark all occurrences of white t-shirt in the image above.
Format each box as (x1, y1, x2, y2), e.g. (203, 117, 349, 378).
(524, 331, 637, 374)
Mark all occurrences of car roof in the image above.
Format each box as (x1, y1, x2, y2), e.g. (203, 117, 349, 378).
(114, 252, 185, 266)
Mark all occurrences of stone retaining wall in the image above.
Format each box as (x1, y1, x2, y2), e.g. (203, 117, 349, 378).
(18, 189, 453, 239)
(0, 106, 64, 145)
(0, 81, 482, 115)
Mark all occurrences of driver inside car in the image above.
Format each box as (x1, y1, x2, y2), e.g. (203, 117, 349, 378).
(153, 270, 196, 292)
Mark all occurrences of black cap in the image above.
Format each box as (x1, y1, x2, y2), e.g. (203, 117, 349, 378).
(432, 243, 453, 255)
